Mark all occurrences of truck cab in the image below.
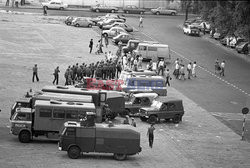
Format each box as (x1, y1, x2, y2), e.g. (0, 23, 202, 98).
(58, 113, 141, 160)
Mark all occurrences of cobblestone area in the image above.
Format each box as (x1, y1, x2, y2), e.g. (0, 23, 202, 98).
(0, 12, 250, 168)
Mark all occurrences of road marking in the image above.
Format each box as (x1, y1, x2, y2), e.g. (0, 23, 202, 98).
(138, 30, 250, 97)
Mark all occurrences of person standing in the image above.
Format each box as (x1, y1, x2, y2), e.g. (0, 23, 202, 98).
(139, 15, 143, 27)
(32, 64, 39, 82)
(187, 62, 192, 79)
(53, 66, 60, 85)
(89, 39, 93, 53)
(158, 59, 165, 76)
(131, 118, 136, 127)
(220, 60, 225, 76)
(147, 124, 155, 148)
(192, 61, 197, 77)
(116, 61, 122, 79)
(138, 55, 143, 69)
(123, 115, 130, 124)
(179, 65, 186, 80)
(165, 69, 171, 86)
(5, 0, 10, 6)
(43, 6, 47, 16)
(104, 35, 109, 48)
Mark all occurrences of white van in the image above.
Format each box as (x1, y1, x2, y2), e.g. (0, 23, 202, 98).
(133, 42, 171, 61)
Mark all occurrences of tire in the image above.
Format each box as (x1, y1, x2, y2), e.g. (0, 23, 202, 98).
(18, 130, 31, 143)
(111, 9, 115, 13)
(68, 146, 81, 159)
(126, 10, 129, 14)
(59, 7, 64, 10)
(103, 33, 108, 37)
(156, 12, 160, 15)
(66, 22, 71, 26)
(75, 24, 80, 27)
(148, 115, 157, 124)
(95, 9, 100, 13)
(171, 12, 175, 16)
(173, 115, 181, 124)
(113, 153, 127, 161)
(140, 11, 144, 15)
(140, 116, 147, 122)
(88, 24, 92, 28)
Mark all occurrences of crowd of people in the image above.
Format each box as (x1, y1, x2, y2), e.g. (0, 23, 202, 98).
(173, 58, 197, 80)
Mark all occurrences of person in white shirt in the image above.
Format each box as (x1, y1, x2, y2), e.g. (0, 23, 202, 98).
(133, 58, 138, 71)
(192, 61, 197, 77)
(220, 60, 225, 77)
(139, 16, 143, 27)
(138, 55, 143, 69)
(158, 59, 165, 76)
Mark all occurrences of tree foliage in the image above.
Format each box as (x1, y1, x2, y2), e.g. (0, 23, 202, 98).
(180, 0, 250, 40)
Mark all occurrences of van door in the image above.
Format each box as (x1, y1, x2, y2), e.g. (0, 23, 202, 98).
(138, 45, 147, 58)
(158, 47, 170, 60)
(76, 127, 95, 152)
(148, 46, 157, 60)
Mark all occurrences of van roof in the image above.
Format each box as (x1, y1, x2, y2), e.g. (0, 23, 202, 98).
(36, 93, 93, 102)
(133, 93, 158, 98)
(138, 43, 169, 47)
(35, 100, 95, 109)
(128, 75, 165, 80)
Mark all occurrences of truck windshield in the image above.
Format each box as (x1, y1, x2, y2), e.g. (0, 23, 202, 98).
(151, 100, 162, 109)
(13, 112, 31, 121)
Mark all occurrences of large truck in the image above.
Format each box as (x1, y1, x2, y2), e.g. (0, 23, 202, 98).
(58, 112, 141, 160)
(10, 100, 97, 143)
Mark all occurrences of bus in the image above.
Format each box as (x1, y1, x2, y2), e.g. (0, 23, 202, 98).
(10, 100, 96, 143)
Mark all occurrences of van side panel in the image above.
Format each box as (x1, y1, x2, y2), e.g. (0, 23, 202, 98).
(76, 127, 95, 152)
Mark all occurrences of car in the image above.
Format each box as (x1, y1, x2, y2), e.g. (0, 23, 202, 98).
(123, 93, 158, 116)
(41, 0, 68, 10)
(151, 7, 177, 15)
(236, 42, 249, 54)
(213, 30, 228, 40)
(97, 18, 125, 28)
(122, 39, 140, 54)
(230, 37, 247, 48)
(123, 5, 145, 14)
(71, 17, 94, 28)
(183, 24, 200, 36)
(139, 97, 184, 124)
(112, 33, 134, 45)
(91, 4, 118, 13)
(64, 16, 75, 26)
(91, 14, 126, 25)
(102, 27, 127, 38)
(102, 22, 133, 32)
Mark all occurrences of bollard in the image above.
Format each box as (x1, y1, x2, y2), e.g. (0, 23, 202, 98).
(241, 107, 249, 141)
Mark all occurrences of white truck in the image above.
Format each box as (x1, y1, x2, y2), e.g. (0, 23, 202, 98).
(41, 0, 68, 10)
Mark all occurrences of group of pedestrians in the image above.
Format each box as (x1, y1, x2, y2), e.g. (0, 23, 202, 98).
(173, 58, 197, 80)
(215, 59, 226, 76)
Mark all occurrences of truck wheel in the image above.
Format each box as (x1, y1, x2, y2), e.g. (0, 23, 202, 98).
(95, 9, 100, 12)
(88, 24, 92, 28)
(140, 116, 147, 122)
(156, 12, 160, 15)
(59, 7, 64, 10)
(75, 24, 80, 27)
(19, 130, 31, 143)
(173, 115, 181, 124)
(113, 153, 127, 161)
(66, 22, 71, 26)
(68, 146, 81, 159)
(148, 115, 157, 124)
(171, 12, 175, 16)
(111, 9, 115, 13)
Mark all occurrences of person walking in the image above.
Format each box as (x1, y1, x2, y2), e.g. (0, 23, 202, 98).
(158, 59, 165, 76)
(187, 62, 192, 79)
(116, 61, 122, 79)
(192, 61, 197, 77)
(32, 64, 39, 82)
(165, 69, 171, 86)
(215, 59, 220, 74)
(5, 0, 10, 6)
(131, 118, 136, 127)
(43, 6, 47, 16)
(123, 115, 130, 124)
(138, 15, 143, 27)
(147, 124, 155, 148)
(104, 35, 109, 48)
(89, 39, 93, 53)
(179, 65, 186, 80)
(53, 66, 60, 85)
(220, 60, 225, 76)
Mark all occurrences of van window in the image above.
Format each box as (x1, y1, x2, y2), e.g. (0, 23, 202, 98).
(65, 110, 78, 119)
(148, 47, 157, 51)
(53, 109, 65, 119)
(39, 108, 52, 118)
(78, 111, 87, 119)
(139, 46, 147, 51)
(167, 103, 176, 111)
(65, 127, 75, 137)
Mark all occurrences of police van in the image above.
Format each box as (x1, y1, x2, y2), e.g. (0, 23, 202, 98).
(133, 42, 171, 61)
(121, 75, 167, 96)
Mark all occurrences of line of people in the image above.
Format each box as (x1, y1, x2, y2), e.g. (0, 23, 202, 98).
(173, 58, 197, 80)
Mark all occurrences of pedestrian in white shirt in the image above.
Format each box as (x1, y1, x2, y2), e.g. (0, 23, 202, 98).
(220, 60, 225, 77)
(192, 61, 197, 77)
(139, 15, 143, 27)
